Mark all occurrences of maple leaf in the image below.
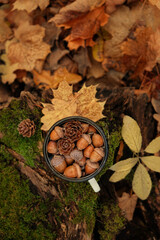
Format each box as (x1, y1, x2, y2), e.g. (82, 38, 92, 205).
(33, 67, 82, 89)
(41, 81, 105, 131)
(50, 0, 109, 50)
(0, 10, 12, 47)
(13, 0, 49, 13)
(6, 21, 50, 71)
(118, 192, 138, 221)
(0, 54, 19, 84)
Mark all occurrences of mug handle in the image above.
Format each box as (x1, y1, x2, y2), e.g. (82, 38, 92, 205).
(88, 178, 100, 192)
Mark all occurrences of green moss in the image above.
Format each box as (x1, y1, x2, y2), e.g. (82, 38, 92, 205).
(62, 117, 122, 234)
(0, 149, 56, 240)
(0, 99, 42, 167)
(98, 201, 126, 240)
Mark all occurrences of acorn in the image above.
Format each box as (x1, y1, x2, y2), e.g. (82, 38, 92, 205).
(70, 149, 83, 161)
(50, 126, 64, 141)
(47, 141, 57, 154)
(77, 134, 91, 150)
(85, 160, 99, 175)
(64, 155, 74, 165)
(64, 163, 81, 178)
(50, 155, 67, 173)
(81, 123, 89, 133)
(84, 144, 94, 158)
(77, 156, 86, 166)
(88, 125, 97, 134)
(92, 133, 104, 147)
(90, 148, 105, 162)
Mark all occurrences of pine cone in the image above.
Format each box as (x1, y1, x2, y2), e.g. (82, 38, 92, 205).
(18, 119, 36, 137)
(57, 138, 75, 155)
(64, 120, 83, 142)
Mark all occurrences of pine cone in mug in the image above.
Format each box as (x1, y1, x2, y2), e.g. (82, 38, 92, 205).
(64, 120, 83, 142)
(18, 119, 36, 137)
(57, 138, 75, 155)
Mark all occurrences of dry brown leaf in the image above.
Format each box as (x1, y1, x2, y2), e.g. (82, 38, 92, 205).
(149, 0, 160, 9)
(50, 0, 109, 50)
(73, 48, 91, 76)
(50, 0, 106, 25)
(121, 26, 160, 76)
(6, 21, 50, 71)
(105, 0, 126, 14)
(33, 67, 82, 89)
(0, 10, 12, 46)
(13, 0, 49, 13)
(41, 81, 105, 131)
(7, 9, 32, 27)
(118, 192, 138, 221)
(0, 54, 19, 84)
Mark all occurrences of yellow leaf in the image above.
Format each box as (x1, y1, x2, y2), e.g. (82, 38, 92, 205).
(6, 22, 50, 71)
(132, 163, 152, 200)
(141, 156, 160, 172)
(109, 169, 131, 182)
(122, 115, 142, 153)
(33, 68, 82, 89)
(109, 158, 138, 172)
(13, 0, 49, 13)
(144, 136, 160, 153)
(92, 37, 104, 62)
(41, 81, 105, 131)
(0, 54, 19, 84)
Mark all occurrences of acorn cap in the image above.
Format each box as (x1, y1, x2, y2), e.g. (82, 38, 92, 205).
(73, 163, 82, 178)
(50, 155, 65, 167)
(55, 126, 64, 138)
(82, 134, 91, 144)
(94, 147, 105, 157)
(86, 160, 99, 169)
(70, 149, 83, 161)
(81, 123, 89, 133)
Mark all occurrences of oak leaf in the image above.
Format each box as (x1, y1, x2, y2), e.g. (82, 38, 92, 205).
(41, 81, 105, 131)
(118, 192, 138, 221)
(0, 54, 19, 84)
(33, 67, 82, 89)
(0, 10, 12, 46)
(13, 0, 49, 13)
(6, 22, 50, 71)
(50, 0, 109, 50)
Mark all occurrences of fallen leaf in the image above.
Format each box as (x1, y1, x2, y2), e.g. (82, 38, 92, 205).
(45, 48, 69, 71)
(50, 0, 106, 25)
(59, 56, 78, 73)
(6, 21, 50, 71)
(149, 0, 160, 9)
(153, 114, 160, 132)
(144, 136, 160, 153)
(141, 156, 160, 172)
(118, 192, 138, 221)
(7, 9, 32, 27)
(0, 9, 12, 45)
(87, 60, 105, 79)
(105, 0, 126, 14)
(41, 81, 105, 131)
(122, 115, 142, 153)
(0, 54, 19, 84)
(13, 0, 49, 13)
(50, 0, 109, 50)
(33, 67, 82, 89)
(110, 158, 138, 172)
(151, 97, 160, 114)
(73, 48, 91, 76)
(42, 22, 61, 45)
(92, 37, 104, 62)
(109, 169, 131, 182)
(132, 163, 152, 200)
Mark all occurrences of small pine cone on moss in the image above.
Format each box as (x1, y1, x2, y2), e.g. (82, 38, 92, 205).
(18, 119, 36, 137)
(57, 138, 75, 155)
(64, 120, 83, 142)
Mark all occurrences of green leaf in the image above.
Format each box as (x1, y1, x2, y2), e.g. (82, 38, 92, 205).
(109, 158, 138, 172)
(144, 136, 160, 153)
(122, 115, 142, 153)
(109, 169, 131, 183)
(132, 163, 152, 200)
(141, 156, 160, 172)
